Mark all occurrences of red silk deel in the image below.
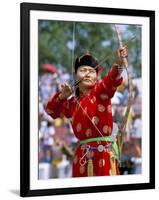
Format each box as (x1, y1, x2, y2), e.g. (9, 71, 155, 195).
(46, 67, 123, 177)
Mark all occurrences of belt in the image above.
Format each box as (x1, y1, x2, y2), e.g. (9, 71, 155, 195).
(78, 136, 120, 160)
(87, 143, 112, 152)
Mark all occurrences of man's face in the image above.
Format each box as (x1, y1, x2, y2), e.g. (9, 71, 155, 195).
(76, 66, 97, 89)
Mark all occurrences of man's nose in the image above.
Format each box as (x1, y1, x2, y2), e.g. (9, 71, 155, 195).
(85, 73, 91, 78)
(85, 70, 91, 76)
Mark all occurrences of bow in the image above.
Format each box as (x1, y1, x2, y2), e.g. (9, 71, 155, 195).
(71, 24, 134, 143)
(68, 24, 134, 175)
(114, 25, 134, 153)
(70, 23, 134, 152)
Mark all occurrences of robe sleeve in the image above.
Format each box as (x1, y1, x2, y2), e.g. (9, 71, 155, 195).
(94, 65, 123, 99)
(45, 92, 72, 119)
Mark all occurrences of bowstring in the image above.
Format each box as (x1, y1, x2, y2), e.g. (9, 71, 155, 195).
(74, 95, 108, 139)
(71, 21, 107, 140)
(70, 23, 135, 140)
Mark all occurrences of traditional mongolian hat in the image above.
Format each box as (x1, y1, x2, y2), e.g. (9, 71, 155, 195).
(74, 51, 99, 74)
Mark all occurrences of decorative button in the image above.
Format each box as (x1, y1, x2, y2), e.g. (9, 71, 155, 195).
(102, 82, 107, 89)
(97, 145, 104, 152)
(112, 86, 116, 91)
(107, 105, 112, 113)
(90, 96, 96, 104)
(92, 116, 99, 125)
(100, 94, 108, 100)
(108, 126, 112, 134)
(79, 166, 85, 174)
(46, 108, 54, 114)
(76, 123, 82, 132)
(98, 104, 105, 112)
(103, 125, 108, 133)
(99, 159, 105, 168)
(85, 129, 92, 137)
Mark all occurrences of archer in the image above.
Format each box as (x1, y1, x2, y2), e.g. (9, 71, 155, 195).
(45, 46, 127, 177)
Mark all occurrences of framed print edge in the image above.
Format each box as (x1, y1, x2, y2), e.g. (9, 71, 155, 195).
(20, 2, 155, 197)
(20, 3, 30, 197)
(149, 11, 155, 188)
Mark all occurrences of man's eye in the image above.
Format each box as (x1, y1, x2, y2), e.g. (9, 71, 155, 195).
(80, 69, 86, 72)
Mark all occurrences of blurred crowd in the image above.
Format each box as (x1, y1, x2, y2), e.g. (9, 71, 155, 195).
(38, 65, 142, 179)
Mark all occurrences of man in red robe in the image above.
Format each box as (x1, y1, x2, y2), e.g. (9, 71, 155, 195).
(45, 47, 127, 177)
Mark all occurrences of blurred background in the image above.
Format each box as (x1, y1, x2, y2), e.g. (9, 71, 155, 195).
(38, 20, 142, 179)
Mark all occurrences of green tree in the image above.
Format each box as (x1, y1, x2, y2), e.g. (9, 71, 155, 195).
(39, 20, 141, 77)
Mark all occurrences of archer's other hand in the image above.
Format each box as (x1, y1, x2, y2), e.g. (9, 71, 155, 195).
(59, 83, 73, 100)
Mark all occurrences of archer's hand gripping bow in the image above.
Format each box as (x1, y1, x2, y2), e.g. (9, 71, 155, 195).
(114, 25, 134, 154)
